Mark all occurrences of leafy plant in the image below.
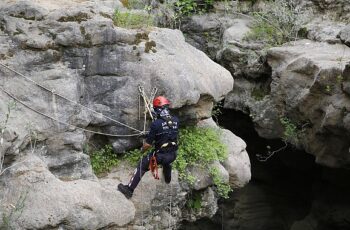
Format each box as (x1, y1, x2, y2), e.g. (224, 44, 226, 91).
(113, 9, 154, 29)
(325, 85, 332, 93)
(244, 0, 308, 46)
(120, 0, 146, 9)
(123, 148, 143, 167)
(173, 0, 215, 27)
(212, 101, 223, 124)
(210, 166, 232, 198)
(280, 117, 299, 145)
(174, 0, 198, 17)
(336, 75, 344, 84)
(89, 145, 119, 176)
(187, 192, 202, 211)
(174, 127, 230, 198)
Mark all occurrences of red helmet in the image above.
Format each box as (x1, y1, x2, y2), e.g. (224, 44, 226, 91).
(153, 96, 170, 108)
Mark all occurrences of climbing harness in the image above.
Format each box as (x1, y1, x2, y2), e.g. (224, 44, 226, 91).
(149, 152, 159, 180)
(0, 62, 143, 135)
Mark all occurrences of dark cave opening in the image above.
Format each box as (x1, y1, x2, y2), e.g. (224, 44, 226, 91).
(181, 108, 350, 230)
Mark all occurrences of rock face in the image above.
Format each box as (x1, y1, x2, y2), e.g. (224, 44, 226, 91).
(338, 25, 350, 47)
(0, 0, 249, 229)
(179, 0, 350, 170)
(310, 0, 350, 21)
(226, 40, 350, 168)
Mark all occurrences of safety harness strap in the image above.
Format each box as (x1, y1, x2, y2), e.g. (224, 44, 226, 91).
(149, 152, 159, 180)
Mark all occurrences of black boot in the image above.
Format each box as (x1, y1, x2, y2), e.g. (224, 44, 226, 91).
(118, 183, 133, 199)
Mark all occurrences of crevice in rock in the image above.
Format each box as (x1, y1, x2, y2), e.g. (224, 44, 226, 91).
(181, 108, 350, 230)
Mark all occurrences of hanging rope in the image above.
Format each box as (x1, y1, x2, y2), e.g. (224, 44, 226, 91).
(138, 85, 157, 121)
(0, 62, 142, 134)
(256, 142, 288, 162)
(0, 87, 142, 137)
(168, 182, 173, 229)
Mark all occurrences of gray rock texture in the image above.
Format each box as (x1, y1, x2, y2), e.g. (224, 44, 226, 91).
(226, 40, 350, 168)
(310, 0, 350, 21)
(180, 1, 350, 169)
(338, 25, 350, 47)
(0, 0, 248, 229)
(197, 118, 251, 188)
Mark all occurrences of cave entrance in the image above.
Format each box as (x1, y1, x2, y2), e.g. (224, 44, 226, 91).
(180, 108, 322, 230)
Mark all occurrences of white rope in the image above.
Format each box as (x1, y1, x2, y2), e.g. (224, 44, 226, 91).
(138, 85, 155, 121)
(0, 87, 142, 137)
(256, 142, 288, 162)
(0, 63, 142, 134)
(169, 182, 173, 229)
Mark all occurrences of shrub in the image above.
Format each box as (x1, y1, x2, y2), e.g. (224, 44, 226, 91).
(123, 148, 143, 167)
(244, 0, 308, 46)
(120, 0, 146, 10)
(210, 166, 232, 198)
(280, 117, 299, 145)
(174, 126, 230, 198)
(186, 192, 202, 211)
(113, 9, 154, 29)
(173, 0, 215, 21)
(90, 145, 119, 176)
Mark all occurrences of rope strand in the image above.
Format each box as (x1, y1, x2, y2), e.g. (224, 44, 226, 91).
(0, 62, 142, 133)
(0, 87, 142, 137)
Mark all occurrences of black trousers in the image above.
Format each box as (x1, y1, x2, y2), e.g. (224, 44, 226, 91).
(128, 151, 177, 190)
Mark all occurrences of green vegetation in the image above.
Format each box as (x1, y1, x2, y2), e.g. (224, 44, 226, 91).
(1, 191, 27, 230)
(113, 9, 154, 29)
(174, 0, 198, 16)
(280, 117, 299, 145)
(120, 0, 146, 10)
(212, 101, 223, 124)
(244, 0, 308, 46)
(251, 87, 269, 101)
(174, 126, 231, 198)
(173, 0, 215, 24)
(325, 85, 332, 94)
(89, 145, 119, 176)
(209, 166, 232, 198)
(337, 75, 344, 84)
(187, 192, 202, 211)
(88, 126, 231, 198)
(123, 148, 143, 167)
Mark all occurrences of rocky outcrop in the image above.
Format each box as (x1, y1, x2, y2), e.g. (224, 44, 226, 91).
(310, 0, 350, 21)
(0, 0, 249, 229)
(178, 1, 350, 169)
(225, 40, 350, 168)
(338, 25, 350, 47)
(1, 155, 135, 229)
(102, 118, 250, 228)
(197, 118, 251, 188)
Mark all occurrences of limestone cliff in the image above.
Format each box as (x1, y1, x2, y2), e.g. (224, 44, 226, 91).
(0, 0, 250, 229)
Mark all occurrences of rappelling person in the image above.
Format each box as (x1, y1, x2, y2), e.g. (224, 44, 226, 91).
(118, 96, 179, 199)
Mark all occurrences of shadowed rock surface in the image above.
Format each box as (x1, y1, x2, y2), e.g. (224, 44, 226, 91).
(0, 0, 250, 228)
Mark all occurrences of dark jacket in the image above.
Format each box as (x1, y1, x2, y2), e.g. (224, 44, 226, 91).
(145, 115, 179, 153)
